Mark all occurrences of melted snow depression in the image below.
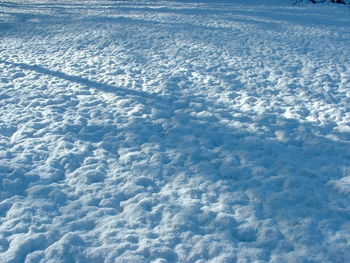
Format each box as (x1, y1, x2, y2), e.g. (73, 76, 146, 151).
(1, 0, 350, 262)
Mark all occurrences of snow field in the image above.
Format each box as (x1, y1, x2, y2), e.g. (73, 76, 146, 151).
(1, 0, 350, 262)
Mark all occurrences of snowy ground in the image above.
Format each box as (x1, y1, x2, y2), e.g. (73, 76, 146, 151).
(1, 0, 350, 262)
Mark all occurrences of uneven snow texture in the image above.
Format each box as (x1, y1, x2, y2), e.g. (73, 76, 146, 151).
(1, 0, 350, 262)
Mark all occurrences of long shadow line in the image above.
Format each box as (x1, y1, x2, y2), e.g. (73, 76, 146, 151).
(0, 59, 164, 102)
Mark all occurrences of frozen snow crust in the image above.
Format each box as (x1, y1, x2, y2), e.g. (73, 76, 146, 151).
(1, 0, 350, 262)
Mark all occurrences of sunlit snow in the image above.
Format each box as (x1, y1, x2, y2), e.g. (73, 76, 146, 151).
(1, 0, 350, 262)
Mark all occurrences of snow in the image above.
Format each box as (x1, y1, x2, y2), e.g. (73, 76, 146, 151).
(1, 0, 350, 262)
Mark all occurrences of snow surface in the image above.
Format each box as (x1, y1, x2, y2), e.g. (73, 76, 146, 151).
(1, 0, 350, 262)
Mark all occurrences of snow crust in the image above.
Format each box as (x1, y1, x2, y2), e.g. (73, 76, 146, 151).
(1, 0, 350, 262)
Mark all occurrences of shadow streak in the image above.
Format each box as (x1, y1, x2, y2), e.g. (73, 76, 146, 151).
(0, 59, 163, 102)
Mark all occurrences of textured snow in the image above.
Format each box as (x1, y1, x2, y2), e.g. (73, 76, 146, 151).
(1, 0, 350, 262)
